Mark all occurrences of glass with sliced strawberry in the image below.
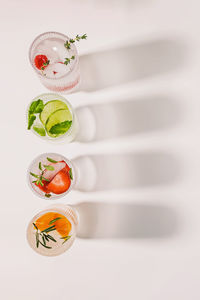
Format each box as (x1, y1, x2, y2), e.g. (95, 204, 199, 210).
(27, 204, 78, 256)
(29, 31, 87, 93)
(28, 153, 74, 199)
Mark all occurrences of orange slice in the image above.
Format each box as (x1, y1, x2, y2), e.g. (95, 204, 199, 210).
(35, 212, 71, 237)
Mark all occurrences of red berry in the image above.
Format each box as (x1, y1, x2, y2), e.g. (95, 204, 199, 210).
(34, 55, 48, 70)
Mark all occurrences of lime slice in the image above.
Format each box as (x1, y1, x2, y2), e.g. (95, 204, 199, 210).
(33, 125, 46, 136)
(45, 108, 73, 137)
(40, 100, 68, 125)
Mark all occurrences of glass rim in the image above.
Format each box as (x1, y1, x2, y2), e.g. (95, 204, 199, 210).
(26, 93, 76, 141)
(27, 152, 75, 200)
(26, 206, 77, 256)
(29, 31, 79, 80)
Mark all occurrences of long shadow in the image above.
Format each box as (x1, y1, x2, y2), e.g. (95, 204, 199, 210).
(80, 38, 186, 92)
(75, 202, 180, 239)
(72, 152, 181, 192)
(75, 95, 181, 142)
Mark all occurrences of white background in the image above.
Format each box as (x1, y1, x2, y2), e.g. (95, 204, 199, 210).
(1, 0, 200, 299)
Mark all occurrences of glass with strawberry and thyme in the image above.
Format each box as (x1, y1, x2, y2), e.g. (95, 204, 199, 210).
(28, 153, 74, 199)
(27, 204, 78, 256)
(29, 32, 87, 93)
(27, 93, 79, 142)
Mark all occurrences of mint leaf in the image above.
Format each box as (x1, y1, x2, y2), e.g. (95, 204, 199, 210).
(28, 99, 44, 130)
(33, 125, 46, 136)
(49, 120, 72, 135)
(29, 99, 44, 114)
(28, 114, 36, 129)
(69, 168, 73, 180)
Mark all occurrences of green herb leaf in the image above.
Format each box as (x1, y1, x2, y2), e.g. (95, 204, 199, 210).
(36, 231, 39, 248)
(44, 234, 49, 242)
(28, 114, 36, 130)
(69, 168, 73, 180)
(33, 223, 38, 230)
(45, 193, 51, 198)
(47, 157, 58, 163)
(41, 225, 56, 233)
(30, 172, 39, 179)
(64, 40, 71, 49)
(49, 120, 72, 135)
(64, 56, 76, 65)
(29, 99, 44, 114)
(39, 162, 42, 171)
(47, 235, 57, 242)
(33, 125, 46, 136)
(49, 217, 62, 225)
(43, 60, 50, 66)
(39, 240, 52, 249)
(43, 165, 54, 171)
(28, 99, 44, 130)
(42, 177, 50, 182)
(61, 235, 71, 244)
(42, 235, 46, 246)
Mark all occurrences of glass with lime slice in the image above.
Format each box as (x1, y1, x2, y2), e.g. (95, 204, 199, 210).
(27, 93, 79, 142)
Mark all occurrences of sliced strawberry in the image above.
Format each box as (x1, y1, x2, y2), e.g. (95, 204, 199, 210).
(34, 55, 48, 70)
(59, 160, 71, 172)
(34, 180, 50, 193)
(43, 161, 66, 182)
(47, 169, 71, 194)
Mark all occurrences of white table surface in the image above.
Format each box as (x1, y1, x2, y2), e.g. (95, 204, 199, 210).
(1, 0, 200, 299)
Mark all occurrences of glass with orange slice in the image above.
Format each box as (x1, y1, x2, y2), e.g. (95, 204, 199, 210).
(28, 153, 75, 199)
(27, 204, 78, 256)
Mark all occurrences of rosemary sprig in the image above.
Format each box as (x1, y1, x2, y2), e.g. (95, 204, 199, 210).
(33, 222, 57, 250)
(49, 217, 62, 225)
(30, 161, 55, 187)
(41, 224, 56, 233)
(33, 219, 71, 250)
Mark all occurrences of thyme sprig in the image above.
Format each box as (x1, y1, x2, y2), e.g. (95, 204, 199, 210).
(63, 33, 87, 66)
(64, 55, 75, 66)
(64, 34, 87, 50)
